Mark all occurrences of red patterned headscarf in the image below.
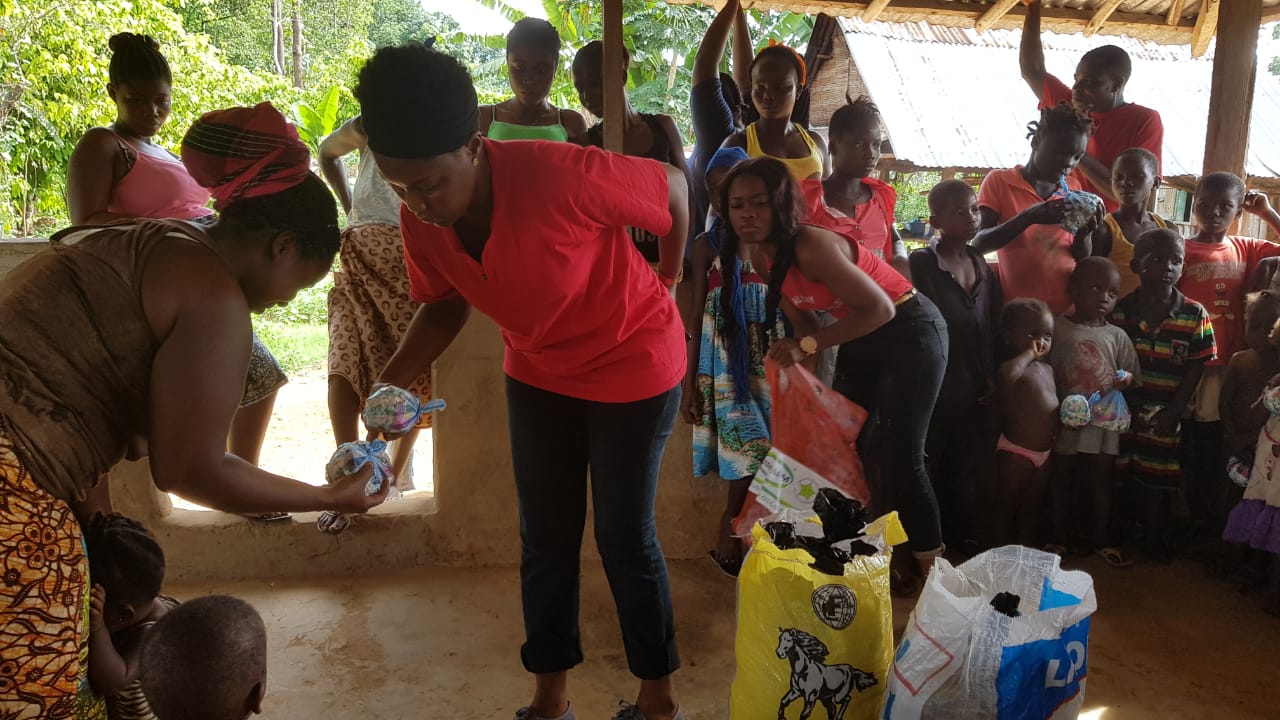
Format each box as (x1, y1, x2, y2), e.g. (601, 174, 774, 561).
(180, 102, 312, 212)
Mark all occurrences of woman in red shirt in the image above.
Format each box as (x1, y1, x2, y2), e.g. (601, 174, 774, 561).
(354, 46, 690, 720)
(720, 158, 949, 590)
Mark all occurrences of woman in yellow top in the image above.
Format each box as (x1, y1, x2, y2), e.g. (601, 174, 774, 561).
(480, 19, 588, 143)
(1090, 147, 1169, 297)
(720, 43, 829, 209)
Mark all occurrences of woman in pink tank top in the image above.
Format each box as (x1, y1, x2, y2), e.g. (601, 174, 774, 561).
(65, 35, 286, 519)
(67, 33, 212, 226)
(720, 158, 950, 593)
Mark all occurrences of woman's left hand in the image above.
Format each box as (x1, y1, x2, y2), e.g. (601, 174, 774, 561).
(768, 338, 806, 368)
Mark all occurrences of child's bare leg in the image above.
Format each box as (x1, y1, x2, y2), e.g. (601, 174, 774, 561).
(390, 428, 422, 489)
(1266, 555, 1280, 617)
(715, 479, 752, 566)
(1082, 453, 1116, 550)
(1140, 486, 1172, 563)
(228, 392, 276, 466)
(1017, 464, 1050, 548)
(1049, 454, 1075, 548)
(328, 374, 361, 446)
(993, 452, 1033, 547)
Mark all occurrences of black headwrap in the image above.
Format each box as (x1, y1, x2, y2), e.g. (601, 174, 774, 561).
(357, 44, 479, 159)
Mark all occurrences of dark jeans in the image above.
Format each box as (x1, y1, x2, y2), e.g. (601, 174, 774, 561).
(833, 295, 949, 554)
(506, 377, 681, 679)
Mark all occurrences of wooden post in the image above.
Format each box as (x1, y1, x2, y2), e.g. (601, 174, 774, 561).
(602, 0, 625, 153)
(941, 168, 957, 181)
(1202, 0, 1261, 178)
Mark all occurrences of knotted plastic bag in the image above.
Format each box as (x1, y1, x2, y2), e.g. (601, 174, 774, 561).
(883, 546, 1096, 720)
(316, 440, 395, 534)
(733, 360, 870, 541)
(731, 496, 906, 720)
(363, 384, 447, 436)
(1054, 178, 1104, 235)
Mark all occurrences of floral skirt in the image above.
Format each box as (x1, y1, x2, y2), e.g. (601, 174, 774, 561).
(327, 224, 432, 427)
(0, 435, 106, 719)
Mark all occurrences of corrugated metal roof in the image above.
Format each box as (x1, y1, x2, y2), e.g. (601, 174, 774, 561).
(837, 17, 1280, 178)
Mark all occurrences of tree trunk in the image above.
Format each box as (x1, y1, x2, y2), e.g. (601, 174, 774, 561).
(291, 0, 304, 89)
(271, 0, 284, 76)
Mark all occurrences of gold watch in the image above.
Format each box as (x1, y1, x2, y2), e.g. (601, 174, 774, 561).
(799, 336, 819, 356)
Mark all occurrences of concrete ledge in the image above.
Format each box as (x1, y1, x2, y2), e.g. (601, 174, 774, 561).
(0, 238, 49, 275)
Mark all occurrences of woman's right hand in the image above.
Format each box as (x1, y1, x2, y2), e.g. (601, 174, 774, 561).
(680, 379, 704, 425)
(1020, 198, 1069, 226)
(323, 464, 390, 514)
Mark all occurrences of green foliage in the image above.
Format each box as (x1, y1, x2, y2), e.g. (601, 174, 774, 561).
(890, 171, 940, 224)
(257, 273, 332, 325)
(0, 0, 290, 236)
(251, 319, 329, 373)
(294, 85, 341, 155)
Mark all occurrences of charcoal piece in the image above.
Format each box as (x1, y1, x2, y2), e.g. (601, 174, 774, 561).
(764, 522, 797, 549)
(990, 591, 1022, 617)
(813, 488, 871, 542)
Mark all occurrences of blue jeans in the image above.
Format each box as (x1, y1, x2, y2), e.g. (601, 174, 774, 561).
(506, 377, 682, 679)
(833, 295, 949, 554)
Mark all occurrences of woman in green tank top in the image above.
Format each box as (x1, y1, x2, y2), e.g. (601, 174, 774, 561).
(480, 18, 587, 143)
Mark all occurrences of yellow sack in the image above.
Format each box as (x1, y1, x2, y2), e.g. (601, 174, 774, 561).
(730, 512, 906, 720)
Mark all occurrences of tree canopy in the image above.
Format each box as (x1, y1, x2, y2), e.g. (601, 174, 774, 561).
(0, 0, 812, 236)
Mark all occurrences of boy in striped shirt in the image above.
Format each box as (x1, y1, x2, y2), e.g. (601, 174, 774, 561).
(1113, 228, 1217, 563)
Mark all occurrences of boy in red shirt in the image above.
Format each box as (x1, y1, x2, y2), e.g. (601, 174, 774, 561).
(1019, 0, 1162, 211)
(1179, 172, 1280, 542)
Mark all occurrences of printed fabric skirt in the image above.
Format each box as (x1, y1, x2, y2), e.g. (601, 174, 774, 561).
(0, 434, 106, 719)
(327, 223, 432, 426)
(240, 332, 288, 408)
(691, 259, 777, 480)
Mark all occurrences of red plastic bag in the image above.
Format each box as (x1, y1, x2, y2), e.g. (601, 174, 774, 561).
(733, 359, 871, 540)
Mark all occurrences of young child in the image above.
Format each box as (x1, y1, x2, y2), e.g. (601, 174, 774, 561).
(684, 146, 774, 576)
(993, 298, 1059, 548)
(910, 180, 1003, 551)
(1223, 372, 1280, 616)
(1019, 0, 1163, 210)
(823, 97, 909, 277)
(975, 103, 1103, 316)
(1112, 229, 1216, 563)
(1178, 173, 1280, 541)
(1221, 292, 1280, 495)
(1091, 147, 1170, 298)
(1047, 257, 1140, 566)
(86, 512, 179, 720)
(139, 595, 268, 720)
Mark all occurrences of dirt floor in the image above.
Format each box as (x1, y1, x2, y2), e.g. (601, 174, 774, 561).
(168, 551, 1280, 719)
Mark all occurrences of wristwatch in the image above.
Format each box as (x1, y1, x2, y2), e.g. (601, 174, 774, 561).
(799, 336, 819, 356)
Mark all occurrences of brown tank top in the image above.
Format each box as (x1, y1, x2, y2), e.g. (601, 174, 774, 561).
(0, 219, 209, 502)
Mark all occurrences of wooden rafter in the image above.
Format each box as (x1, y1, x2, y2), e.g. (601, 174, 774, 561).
(975, 0, 1021, 34)
(1165, 0, 1187, 26)
(1191, 0, 1221, 58)
(862, 0, 894, 24)
(1084, 0, 1125, 36)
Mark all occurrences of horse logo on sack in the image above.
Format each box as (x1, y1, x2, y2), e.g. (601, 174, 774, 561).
(776, 628, 877, 719)
(811, 585, 857, 630)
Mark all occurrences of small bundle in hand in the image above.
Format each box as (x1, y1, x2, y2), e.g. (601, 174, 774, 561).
(317, 440, 394, 535)
(363, 384, 447, 436)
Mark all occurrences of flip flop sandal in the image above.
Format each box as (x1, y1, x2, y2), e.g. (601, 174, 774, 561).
(1097, 547, 1132, 568)
(244, 511, 292, 521)
(707, 550, 742, 578)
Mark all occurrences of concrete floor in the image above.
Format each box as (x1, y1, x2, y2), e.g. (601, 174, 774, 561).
(169, 555, 1280, 720)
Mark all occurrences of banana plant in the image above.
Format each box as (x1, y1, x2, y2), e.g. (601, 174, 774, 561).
(293, 84, 341, 156)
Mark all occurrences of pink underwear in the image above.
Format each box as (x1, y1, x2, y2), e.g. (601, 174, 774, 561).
(998, 434, 1051, 469)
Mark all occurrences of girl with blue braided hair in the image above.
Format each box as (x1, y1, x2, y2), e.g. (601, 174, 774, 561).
(683, 146, 779, 576)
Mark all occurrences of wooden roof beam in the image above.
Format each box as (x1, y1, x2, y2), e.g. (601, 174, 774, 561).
(1166, 0, 1187, 26)
(975, 0, 1021, 34)
(862, 0, 893, 24)
(1191, 0, 1221, 59)
(1085, 0, 1124, 36)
